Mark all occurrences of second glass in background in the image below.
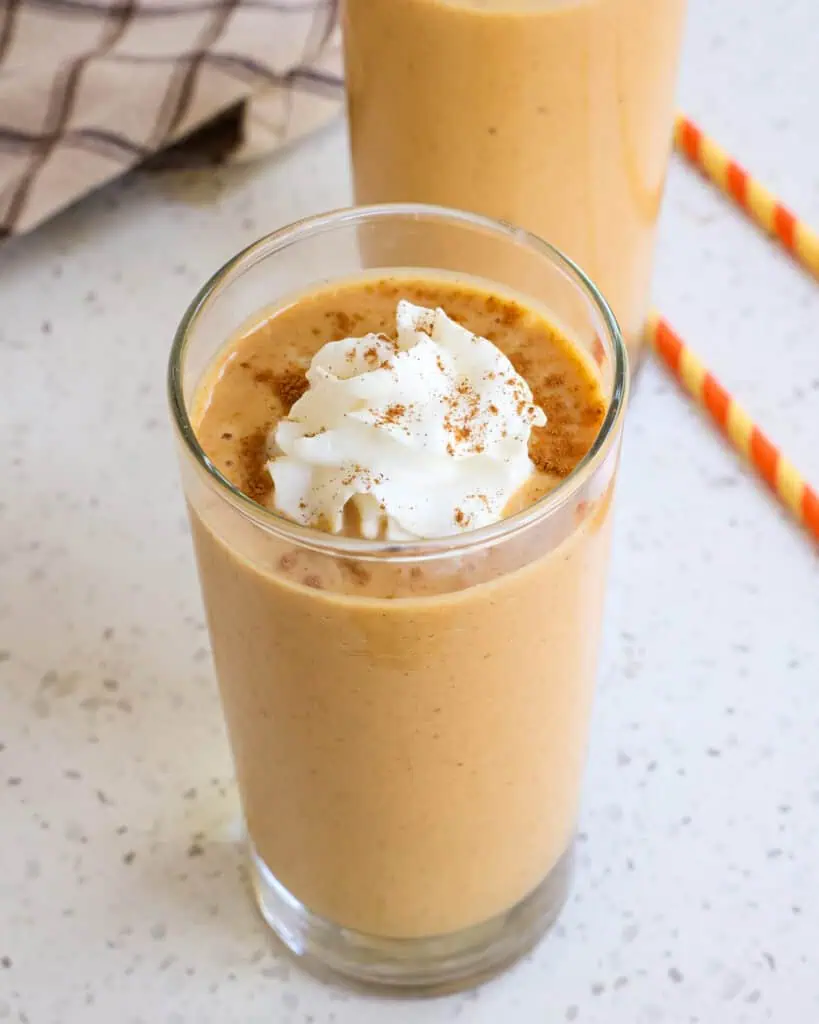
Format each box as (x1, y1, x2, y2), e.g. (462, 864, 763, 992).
(344, 0, 687, 365)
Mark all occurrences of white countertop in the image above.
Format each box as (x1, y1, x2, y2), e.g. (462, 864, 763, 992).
(2, 3, 818, 1021)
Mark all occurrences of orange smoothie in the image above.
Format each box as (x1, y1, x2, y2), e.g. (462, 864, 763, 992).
(344, 0, 687, 361)
(187, 274, 616, 938)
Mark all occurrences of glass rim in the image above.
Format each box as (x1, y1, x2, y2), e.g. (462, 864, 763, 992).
(168, 202, 629, 559)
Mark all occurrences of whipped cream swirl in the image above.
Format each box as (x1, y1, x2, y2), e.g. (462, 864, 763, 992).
(268, 300, 546, 540)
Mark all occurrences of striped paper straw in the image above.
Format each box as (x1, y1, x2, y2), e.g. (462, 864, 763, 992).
(675, 114, 819, 281)
(646, 313, 819, 546)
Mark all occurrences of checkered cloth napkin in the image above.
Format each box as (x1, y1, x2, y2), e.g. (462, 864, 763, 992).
(0, 0, 343, 239)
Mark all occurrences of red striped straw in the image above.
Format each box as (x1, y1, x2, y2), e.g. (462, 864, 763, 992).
(646, 313, 819, 546)
(674, 114, 819, 281)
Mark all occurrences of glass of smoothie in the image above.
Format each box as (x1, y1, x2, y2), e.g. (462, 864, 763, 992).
(344, 0, 687, 366)
(169, 204, 628, 992)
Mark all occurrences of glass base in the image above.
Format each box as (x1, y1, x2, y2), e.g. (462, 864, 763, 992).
(248, 840, 574, 994)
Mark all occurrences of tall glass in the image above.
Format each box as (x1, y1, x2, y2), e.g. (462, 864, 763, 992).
(344, 0, 687, 367)
(169, 205, 628, 992)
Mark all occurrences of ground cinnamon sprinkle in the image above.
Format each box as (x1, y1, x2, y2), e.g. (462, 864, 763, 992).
(500, 301, 523, 327)
(275, 369, 309, 411)
(509, 351, 531, 378)
(250, 366, 308, 412)
(382, 403, 406, 424)
(581, 400, 606, 426)
(531, 436, 578, 478)
(239, 427, 273, 502)
(529, 401, 593, 477)
(333, 311, 353, 334)
(524, 346, 606, 478)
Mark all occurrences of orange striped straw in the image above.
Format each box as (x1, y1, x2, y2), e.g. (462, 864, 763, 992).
(646, 313, 819, 546)
(675, 114, 819, 282)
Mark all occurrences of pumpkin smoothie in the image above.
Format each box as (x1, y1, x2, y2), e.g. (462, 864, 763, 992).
(344, 0, 687, 361)
(187, 273, 619, 941)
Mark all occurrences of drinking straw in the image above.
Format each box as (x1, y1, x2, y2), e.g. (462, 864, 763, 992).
(646, 312, 819, 546)
(674, 114, 819, 281)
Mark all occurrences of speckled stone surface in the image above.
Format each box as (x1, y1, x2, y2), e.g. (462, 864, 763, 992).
(1, 4, 818, 1021)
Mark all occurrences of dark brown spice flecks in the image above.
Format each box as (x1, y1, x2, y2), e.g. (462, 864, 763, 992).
(239, 427, 273, 503)
(250, 366, 309, 412)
